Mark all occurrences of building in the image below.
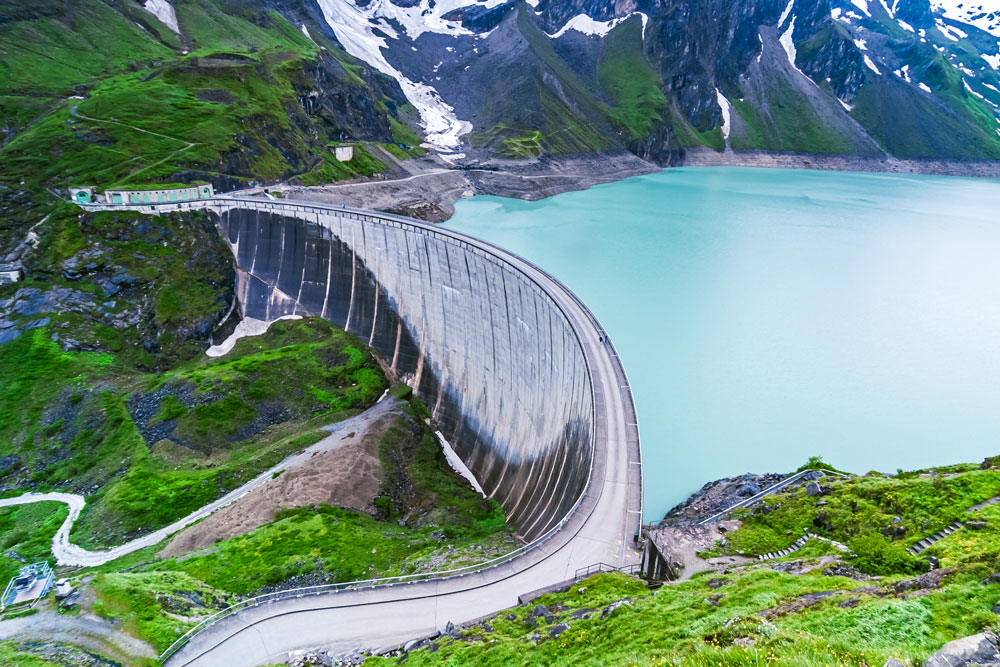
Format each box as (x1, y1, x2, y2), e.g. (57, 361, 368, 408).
(333, 145, 354, 162)
(103, 183, 214, 205)
(1, 562, 54, 612)
(0, 261, 23, 285)
(69, 186, 97, 204)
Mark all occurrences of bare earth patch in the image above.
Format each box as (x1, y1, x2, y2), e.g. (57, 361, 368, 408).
(158, 399, 403, 558)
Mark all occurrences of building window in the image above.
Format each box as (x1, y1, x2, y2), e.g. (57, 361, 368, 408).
(113, 194, 123, 204)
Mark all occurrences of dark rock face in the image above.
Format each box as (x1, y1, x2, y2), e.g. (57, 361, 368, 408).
(659, 472, 787, 525)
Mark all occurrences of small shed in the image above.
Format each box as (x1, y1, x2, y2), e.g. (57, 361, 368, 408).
(0, 261, 24, 285)
(333, 145, 355, 162)
(69, 186, 97, 204)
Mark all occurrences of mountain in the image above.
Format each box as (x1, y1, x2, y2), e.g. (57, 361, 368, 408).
(313, 0, 1000, 162)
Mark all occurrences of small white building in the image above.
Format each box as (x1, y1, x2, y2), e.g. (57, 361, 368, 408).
(103, 183, 214, 205)
(69, 186, 97, 204)
(333, 145, 354, 162)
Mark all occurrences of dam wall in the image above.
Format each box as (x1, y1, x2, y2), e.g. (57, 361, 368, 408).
(206, 200, 595, 542)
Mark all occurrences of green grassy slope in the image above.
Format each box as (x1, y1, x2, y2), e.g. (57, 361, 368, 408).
(368, 458, 1000, 667)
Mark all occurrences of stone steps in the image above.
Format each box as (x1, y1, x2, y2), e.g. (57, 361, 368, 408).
(907, 521, 964, 555)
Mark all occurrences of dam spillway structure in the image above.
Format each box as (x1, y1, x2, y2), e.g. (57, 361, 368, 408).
(210, 200, 599, 542)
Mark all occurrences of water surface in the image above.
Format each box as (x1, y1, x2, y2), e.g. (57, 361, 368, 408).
(445, 167, 1000, 520)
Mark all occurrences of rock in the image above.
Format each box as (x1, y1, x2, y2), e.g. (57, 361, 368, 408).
(443, 621, 456, 636)
(815, 500, 828, 506)
(884, 660, 907, 667)
(706, 578, 730, 589)
(601, 599, 633, 619)
(733, 637, 757, 647)
(803, 470, 826, 481)
(982, 573, 1000, 585)
(891, 516, 903, 524)
(894, 568, 951, 594)
(549, 623, 571, 638)
(805, 482, 822, 496)
(403, 638, 428, 653)
(993, 603, 1000, 615)
(967, 521, 987, 530)
(923, 632, 1000, 667)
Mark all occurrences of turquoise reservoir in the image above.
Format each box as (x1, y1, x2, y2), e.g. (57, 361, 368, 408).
(445, 167, 1000, 520)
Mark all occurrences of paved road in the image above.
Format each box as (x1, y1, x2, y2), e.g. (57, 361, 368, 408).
(128, 197, 644, 667)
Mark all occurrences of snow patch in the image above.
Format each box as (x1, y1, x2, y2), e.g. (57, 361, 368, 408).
(314, 0, 473, 153)
(964, 78, 986, 99)
(716, 88, 732, 140)
(779, 0, 795, 28)
(301, 24, 315, 43)
(919, 82, 932, 92)
(863, 54, 882, 74)
(548, 12, 648, 40)
(897, 19, 915, 32)
(850, 0, 871, 17)
(143, 0, 179, 34)
(984, 53, 1000, 70)
(854, 38, 868, 51)
(936, 20, 968, 41)
(838, 97, 854, 111)
(984, 82, 1000, 93)
(894, 64, 912, 82)
(931, 1, 1000, 38)
(206, 315, 302, 358)
(435, 431, 486, 497)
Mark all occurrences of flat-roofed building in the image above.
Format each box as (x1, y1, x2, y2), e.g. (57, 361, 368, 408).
(102, 183, 214, 205)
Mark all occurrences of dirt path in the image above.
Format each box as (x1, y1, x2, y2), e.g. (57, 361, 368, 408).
(160, 398, 404, 558)
(0, 400, 398, 567)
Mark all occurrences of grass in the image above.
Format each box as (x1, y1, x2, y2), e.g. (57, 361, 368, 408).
(597, 17, 669, 140)
(0, 502, 67, 586)
(68, 318, 388, 547)
(91, 570, 238, 653)
(360, 458, 1000, 666)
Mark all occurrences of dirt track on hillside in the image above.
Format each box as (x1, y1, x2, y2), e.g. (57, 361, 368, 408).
(159, 399, 402, 558)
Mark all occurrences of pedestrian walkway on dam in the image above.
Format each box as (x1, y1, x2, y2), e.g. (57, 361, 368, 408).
(78, 195, 644, 667)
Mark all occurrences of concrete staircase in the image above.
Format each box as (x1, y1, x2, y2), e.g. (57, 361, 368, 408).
(907, 521, 964, 555)
(757, 533, 849, 561)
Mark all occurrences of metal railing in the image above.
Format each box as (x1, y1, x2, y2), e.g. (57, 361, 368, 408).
(573, 562, 642, 581)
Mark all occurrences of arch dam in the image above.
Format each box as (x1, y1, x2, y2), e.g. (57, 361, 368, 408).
(82, 196, 643, 666)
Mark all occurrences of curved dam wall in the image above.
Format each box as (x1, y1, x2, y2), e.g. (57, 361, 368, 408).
(209, 201, 594, 542)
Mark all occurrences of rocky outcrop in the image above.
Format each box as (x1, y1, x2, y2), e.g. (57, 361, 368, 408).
(659, 472, 787, 525)
(923, 632, 1000, 667)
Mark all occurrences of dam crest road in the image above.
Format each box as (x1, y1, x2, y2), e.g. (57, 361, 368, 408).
(79, 195, 643, 667)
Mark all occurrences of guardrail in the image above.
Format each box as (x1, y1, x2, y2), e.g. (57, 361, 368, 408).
(142, 195, 642, 664)
(573, 562, 642, 580)
(697, 469, 850, 525)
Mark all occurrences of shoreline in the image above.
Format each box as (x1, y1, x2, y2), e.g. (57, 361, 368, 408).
(679, 148, 1000, 179)
(239, 149, 1000, 222)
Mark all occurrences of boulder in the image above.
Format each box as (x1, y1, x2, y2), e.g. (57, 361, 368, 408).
(967, 521, 988, 530)
(923, 632, 1000, 667)
(806, 482, 822, 496)
(883, 660, 906, 667)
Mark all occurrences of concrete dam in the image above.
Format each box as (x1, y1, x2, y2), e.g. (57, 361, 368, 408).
(80, 196, 642, 663)
(210, 200, 604, 542)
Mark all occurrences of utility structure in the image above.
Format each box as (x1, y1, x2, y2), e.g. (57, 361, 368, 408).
(69, 183, 214, 206)
(1, 562, 54, 612)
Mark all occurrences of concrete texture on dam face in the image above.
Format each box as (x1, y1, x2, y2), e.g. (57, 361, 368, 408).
(211, 205, 594, 542)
